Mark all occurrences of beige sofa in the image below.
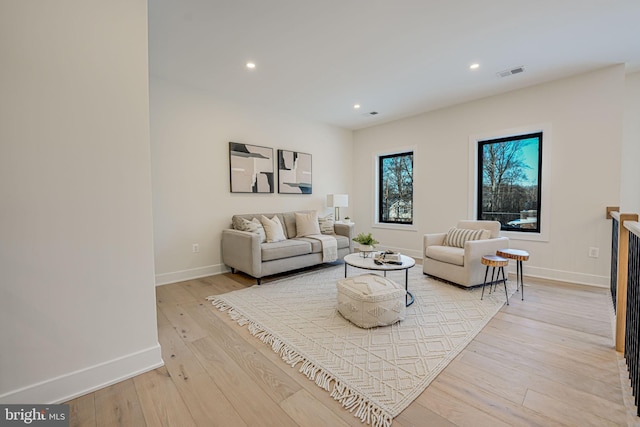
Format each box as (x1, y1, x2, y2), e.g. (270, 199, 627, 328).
(423, 220, 509, 287)
(222, 211, 354, 284)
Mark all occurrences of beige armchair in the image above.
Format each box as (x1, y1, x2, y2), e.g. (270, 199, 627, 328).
(423, 220, 509, 287)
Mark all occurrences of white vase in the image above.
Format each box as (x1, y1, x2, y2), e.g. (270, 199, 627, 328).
(359, 244, 373, 251)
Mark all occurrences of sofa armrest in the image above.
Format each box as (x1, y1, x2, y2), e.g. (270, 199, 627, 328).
(221, 229, 262, 277)
(464, 237, 510, 261)
(334, 223, 355, 252)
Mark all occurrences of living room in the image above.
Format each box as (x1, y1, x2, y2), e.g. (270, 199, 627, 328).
(2, 1, 640, 425)
(153, 65, 634, 289)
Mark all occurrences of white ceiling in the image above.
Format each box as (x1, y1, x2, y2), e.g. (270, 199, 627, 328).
(148, 0, 640, 130)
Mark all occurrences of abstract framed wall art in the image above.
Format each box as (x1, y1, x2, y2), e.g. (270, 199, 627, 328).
(229, 142, 274, 193)
(278, 149, 312, 194)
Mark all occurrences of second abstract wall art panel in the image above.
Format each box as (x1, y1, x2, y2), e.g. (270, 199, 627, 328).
(278, 149, 312, 194)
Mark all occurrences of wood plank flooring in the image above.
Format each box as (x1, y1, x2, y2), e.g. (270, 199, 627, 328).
(67, 264, 639, 426)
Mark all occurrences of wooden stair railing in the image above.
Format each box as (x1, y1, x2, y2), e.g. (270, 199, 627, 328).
(606, 207, 639, 352)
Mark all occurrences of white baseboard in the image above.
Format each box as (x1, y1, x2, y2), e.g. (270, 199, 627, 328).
(155, 264, 226, 286)
(0, 344, 164, 404)
(413, 252, 609, 288)
(513, 265, 609, 288)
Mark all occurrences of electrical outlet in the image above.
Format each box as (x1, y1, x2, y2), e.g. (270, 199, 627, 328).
(192, 243, 200, 253)
(588, 247, 599, 258)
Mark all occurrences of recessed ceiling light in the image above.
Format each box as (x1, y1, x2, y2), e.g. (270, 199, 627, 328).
(246, 62, 256, 69)
(470, 63, 480, 70)
(353, 104, 361, 109)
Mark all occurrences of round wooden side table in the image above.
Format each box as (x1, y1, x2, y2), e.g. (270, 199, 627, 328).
(481, 255, 509, 305)
(496, 248, 530, 301)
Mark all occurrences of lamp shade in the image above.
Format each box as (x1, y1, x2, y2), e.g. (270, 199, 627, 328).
(327, 194, 348, 208)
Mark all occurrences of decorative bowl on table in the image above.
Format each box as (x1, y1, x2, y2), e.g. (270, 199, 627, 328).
(359, 245, 375, 257)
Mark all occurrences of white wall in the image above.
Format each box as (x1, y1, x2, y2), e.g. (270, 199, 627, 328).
(622, 71, 640, 214)
(353, 66, 625, 287)
(150, 78, 353, 284)
(0, 1, 162, 403)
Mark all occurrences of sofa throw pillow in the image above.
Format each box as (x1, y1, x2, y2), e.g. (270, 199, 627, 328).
(295, 211, 321, 237)
(260, 215, 287, 243)
(443, 227, 489, 248)
(234, 217, 266, 243)
(318, 213, 335, 235)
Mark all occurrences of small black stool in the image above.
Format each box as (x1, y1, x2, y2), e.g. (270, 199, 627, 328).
(481, 255, 509, 305)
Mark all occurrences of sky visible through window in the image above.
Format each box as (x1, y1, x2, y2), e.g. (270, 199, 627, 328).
(519, 137, 540, 185)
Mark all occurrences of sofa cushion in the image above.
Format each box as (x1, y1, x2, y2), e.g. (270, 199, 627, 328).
(281, 212, 298, 239)
(261, 215, 287, 243)
(261, 239, 312, 261)
(293, 237, 321, 253)
(443, 227, 489, 248)
(425, 245, 465, 266)
(234, 211, 319, 239)
(295, 211, 321, 237)
(318, 214, 335, 234)
(293, 235, 349, 253)
(233, 217, 266, 243)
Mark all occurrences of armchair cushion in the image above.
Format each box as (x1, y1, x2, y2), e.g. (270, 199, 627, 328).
(443, 227, 489, 248)
(425, 245, 464, 266)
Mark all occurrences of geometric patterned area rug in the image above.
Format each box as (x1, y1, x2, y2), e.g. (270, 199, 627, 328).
(208, 265, 515, 427)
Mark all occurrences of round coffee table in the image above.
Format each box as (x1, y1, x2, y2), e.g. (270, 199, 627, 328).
(343, 253, 416, 306)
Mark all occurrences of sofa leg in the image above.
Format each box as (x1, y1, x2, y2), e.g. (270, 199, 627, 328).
(231, 268, 236, 274)
(257, 278, 261, 285)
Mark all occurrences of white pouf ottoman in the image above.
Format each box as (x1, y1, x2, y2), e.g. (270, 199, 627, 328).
(336, 273, 406, 328)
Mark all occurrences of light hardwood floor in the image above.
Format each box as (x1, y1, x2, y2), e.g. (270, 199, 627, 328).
(68, 263, 639, 426)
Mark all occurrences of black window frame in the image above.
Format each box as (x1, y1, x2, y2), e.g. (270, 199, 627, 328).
(378, 151, 414, 225)
(477, 132, 543, 233)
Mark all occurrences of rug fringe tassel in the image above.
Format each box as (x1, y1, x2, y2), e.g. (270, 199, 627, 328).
(209, 296, 393, 427)
(331, 381, 392, 427)
(208, 297, 252, 326)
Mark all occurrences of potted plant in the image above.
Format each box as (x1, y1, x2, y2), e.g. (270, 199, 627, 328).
(344, 216, 351, 224)
(353, 232, 379, 253)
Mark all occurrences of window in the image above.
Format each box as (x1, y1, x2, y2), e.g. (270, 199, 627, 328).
(477, 132, 542, 232)
(378, 151, 413, 224)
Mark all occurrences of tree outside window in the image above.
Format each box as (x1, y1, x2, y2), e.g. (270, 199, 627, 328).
(379, 151, 413, 224)
(477, 133, 542, 232)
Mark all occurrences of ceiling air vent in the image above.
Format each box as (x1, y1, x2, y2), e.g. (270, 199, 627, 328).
(497, 66, 525, 78)
(362, 111, 380, 117)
